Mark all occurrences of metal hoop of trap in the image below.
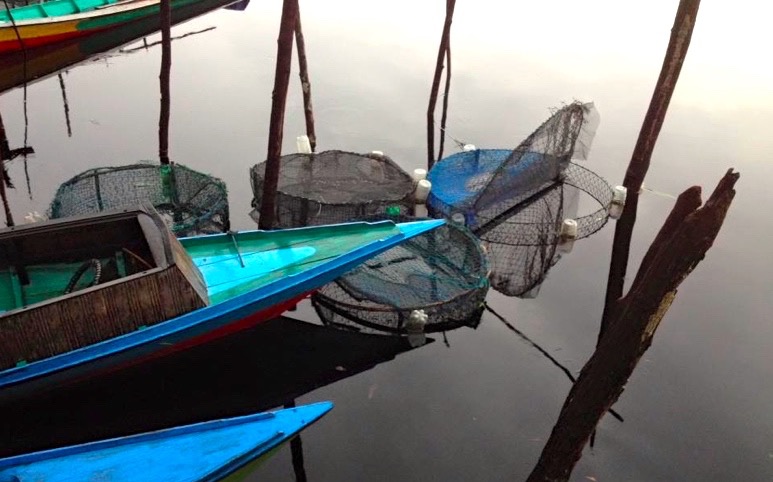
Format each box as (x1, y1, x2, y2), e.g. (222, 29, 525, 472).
(311, 218, 490, 335)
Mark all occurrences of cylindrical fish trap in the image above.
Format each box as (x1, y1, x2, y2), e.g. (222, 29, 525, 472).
(478, 162, 613, 297)
(311, 215, 489, 334)
(48, 163, 229, 237)
(250, 150, 416, 228)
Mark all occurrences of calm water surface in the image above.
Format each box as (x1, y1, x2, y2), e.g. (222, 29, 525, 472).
(0, 1, 771, 480)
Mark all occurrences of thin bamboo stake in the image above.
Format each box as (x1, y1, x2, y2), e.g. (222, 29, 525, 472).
(258, 0, 299, 230)
(599, 0, 701, 339)
(426, 0, 456, 170)
(295, 13, 316, 152)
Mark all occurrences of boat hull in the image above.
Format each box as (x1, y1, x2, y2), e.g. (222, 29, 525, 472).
(0, 402, 333, 481)
(0, 218, 444, 403)
(0, 0, 203, 54)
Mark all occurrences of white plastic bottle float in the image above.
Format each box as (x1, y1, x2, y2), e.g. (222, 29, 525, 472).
(557, 218, 578, 254)
(609, 185, 627, 219)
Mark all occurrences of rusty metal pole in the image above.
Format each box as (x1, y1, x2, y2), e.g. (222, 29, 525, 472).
(258, 0, 299, 230)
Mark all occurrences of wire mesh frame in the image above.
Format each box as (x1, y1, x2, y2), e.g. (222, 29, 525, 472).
(249, 150, 417, 229)
(311, 217, 490, 335)
(48, 163, 230, 237)
(474, 161, 614, 246)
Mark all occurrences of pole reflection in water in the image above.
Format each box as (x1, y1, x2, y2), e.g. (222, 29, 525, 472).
(0, 315, 432, 474)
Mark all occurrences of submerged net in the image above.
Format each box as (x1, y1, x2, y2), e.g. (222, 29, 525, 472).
(478, 162, 613, 297)
(312, 215, 489, 334)
(48, 163, 229, 237)
(427, 101, 599, 232)
(250, 150, 416, 228)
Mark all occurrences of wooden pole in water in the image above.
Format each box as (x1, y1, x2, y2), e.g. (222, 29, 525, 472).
(0, 110, 15, 227)
(527, 169, 739, 482)
(258, 0, 298, 230)
(426, 0, 456, 170)
(295, 12, 316, 152)
(158, 0, 172, 165)
(58, 73, 72, 138)
(437, 40, 452, 162)
(599, 0, 701, 339)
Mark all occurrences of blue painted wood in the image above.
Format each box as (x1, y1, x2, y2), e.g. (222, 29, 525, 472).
(0, 219, 444, 401)
(0, 402, 333, 481)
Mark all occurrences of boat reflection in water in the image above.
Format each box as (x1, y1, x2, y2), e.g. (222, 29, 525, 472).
(0, 0, 240, 95)
(0, 315, 431, 467)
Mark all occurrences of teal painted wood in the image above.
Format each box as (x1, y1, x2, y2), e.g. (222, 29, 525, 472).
(0, 0, 120, 22)
(0, 219, 444, 401)
(0, 402, 333, 481)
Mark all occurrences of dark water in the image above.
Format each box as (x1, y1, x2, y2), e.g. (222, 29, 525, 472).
(1, 1, 772, 480)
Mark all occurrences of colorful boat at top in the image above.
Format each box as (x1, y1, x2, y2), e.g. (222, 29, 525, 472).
(0, 401, 333, 481)
(0, 0, 239, 93)
(0, 206, 444, 402)
(0, 0, 218, 54)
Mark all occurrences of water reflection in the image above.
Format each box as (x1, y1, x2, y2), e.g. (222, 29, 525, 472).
(0, 315, 431, 458)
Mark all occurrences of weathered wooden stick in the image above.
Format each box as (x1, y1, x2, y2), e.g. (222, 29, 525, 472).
(58, 73, 73, 138)
(0, 110, 15, 227)
(258, 0, 298, 230)
(295, 12, 316, 152)
(437, 40, 452, 162)
(527, 169, 739, 482)
(599, 0, 701, 338)
(158, 0, 172, 165)
(426, 0, 456, 170)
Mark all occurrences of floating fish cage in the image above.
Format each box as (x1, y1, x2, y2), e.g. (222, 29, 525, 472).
(427, 102, 599, 232)
(48, 163, 230, 237)
(311, 216, 489, 335)
(478, 162, 614, 297)
(250, 150, 416, 228)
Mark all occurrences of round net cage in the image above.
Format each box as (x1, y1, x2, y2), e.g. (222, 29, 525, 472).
(311, 214, 489, 335)
(427, 102, 599, 232)
(250, 150, 416, 228)
(48, 163, 229, 237)
(477, 162, 613, 297)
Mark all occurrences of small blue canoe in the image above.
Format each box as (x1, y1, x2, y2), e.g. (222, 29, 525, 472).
(0, 402, 333, 482)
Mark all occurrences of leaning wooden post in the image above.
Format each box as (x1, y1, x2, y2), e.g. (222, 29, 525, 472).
(599, 0, 701, 339)
(426, 0, 456, 170)
(258, 0, 298, 230)
(295, 12, 316, 152)
(58, 73, 73, 138)
(158, 0, 172, 165)
(437, 39, 452, 162)
(527, 169, 739, 482)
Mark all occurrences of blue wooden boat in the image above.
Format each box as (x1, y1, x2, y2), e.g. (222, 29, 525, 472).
(0, 401, 333, 481)
(0, 207, 443, 402)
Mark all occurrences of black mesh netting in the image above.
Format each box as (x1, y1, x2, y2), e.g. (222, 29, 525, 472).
(250, 150, 416, 228)
(48, 163, 229, 237)
(477, 162, 613, 297)
(427, 101, 599, 232)
(311, 215, 489, 334)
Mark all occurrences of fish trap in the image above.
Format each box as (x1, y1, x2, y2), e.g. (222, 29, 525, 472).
(479, 162, 613, 297)
(250, 150, 416, 228)
(427, 102, 599, 232)
(311, 216, 489, 334)
(48, 163, 229, 237)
